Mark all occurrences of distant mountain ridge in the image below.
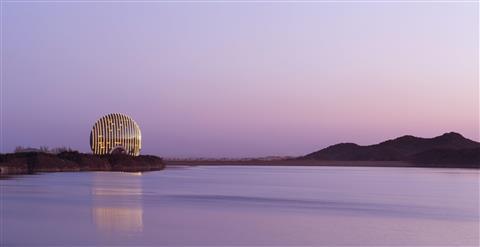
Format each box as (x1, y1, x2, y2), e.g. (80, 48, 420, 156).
(303, 132, 480, 167)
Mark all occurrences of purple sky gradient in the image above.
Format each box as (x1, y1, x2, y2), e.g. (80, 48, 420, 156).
(2, 2, 478, 158)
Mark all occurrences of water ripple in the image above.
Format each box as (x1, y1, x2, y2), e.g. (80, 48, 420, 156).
(159, 194, 477, 221)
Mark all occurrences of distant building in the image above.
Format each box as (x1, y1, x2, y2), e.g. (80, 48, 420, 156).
(90, 113, 142, 156)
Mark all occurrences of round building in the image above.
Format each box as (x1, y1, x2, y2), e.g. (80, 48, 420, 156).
(90, 113, 142, 156)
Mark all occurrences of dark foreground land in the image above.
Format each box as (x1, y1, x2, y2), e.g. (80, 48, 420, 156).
(0, 151, 165, 175)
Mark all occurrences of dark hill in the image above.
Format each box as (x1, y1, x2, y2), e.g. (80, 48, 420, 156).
(409, 148, 480, 168)
(303, 132, 480, 167)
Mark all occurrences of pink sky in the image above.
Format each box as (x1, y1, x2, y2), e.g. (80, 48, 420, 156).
(2, 2, 478, 157)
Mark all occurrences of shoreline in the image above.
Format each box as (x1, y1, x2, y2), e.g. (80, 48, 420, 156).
(1, 152, 478, 177)
(165, 159, 479, 169)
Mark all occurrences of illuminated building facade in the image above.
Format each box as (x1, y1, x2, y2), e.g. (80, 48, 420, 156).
(90, 113, 142, 156)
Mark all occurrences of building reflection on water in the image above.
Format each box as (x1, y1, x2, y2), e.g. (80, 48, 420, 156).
(91, 172, 144, 233)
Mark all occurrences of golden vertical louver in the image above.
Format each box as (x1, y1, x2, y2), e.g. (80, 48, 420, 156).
(90, 113, 142, 156)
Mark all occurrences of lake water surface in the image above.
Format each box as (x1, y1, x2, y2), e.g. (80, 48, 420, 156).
(1, 166, 479, 246)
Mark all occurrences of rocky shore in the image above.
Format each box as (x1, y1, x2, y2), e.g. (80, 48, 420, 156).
(0, 151, 166, 175)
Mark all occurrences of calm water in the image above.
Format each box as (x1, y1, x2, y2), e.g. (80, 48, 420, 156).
(1, 166, 479, 246)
